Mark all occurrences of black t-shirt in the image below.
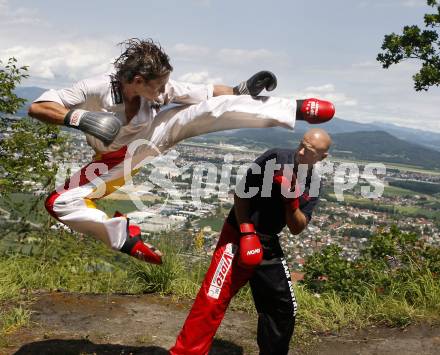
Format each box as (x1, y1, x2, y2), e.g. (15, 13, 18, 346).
(227, 148, 321, 236)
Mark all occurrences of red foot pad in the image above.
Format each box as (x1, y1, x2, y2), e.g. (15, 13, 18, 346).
(297, 98, 335, 124)
(128, 224, 141, 237)
(116, 211, 162, 265)
(130, 239, 163, 265)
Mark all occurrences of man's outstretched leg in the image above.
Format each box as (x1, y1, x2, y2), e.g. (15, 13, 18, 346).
(143, 94, 335, 151)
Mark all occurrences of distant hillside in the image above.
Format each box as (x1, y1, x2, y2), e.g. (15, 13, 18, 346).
(196, 118, 440, 153)
(331, 131, 440, 170)
(257, 119, 440, 152)
(194, 128, 440, 170)
(14, 86, 46, 116)
(294, 117, 378, 134)
(370, 121, 440, 152)
(14, 86, 46, 100)
(192, 127, 303, 148)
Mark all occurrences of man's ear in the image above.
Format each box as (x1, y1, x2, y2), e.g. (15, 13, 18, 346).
(320, 152, 329, 161)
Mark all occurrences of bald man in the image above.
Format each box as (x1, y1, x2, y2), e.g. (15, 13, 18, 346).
(170, 128, 332, 355)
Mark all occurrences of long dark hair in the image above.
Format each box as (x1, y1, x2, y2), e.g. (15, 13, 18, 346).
(113, 38, 173, 83)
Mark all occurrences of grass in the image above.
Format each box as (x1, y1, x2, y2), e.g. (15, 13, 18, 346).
(1, 306, 32, 335)
(295, 274, 440, 332)
(0, 193, 47, 224)
(0, 254, 142, 297)
(95, 198, 141, 216)
(383, 185, 415, 198)
(290, 271, 440, 347)
(0, 230, 143, 344)
(196, 214, 226, 232)
(1, 228, 440, 348)
(129, 243, 189, 294)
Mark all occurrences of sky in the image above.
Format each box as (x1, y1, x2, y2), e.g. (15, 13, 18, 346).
(1, 0, 439, 132)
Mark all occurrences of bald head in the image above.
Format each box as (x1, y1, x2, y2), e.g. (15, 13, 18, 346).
(295, 128, 332, 166)
(303, 128, 332, 153)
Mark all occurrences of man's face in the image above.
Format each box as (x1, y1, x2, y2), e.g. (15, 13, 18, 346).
(295, 137, 325, 166)
(135, 73, 170, 101)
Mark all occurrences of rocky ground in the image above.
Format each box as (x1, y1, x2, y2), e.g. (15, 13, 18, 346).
(2, 292, 440, 355)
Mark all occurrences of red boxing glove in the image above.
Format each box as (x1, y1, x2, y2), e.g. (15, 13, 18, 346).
(289, 197, 300, 210)
(296, 98, 335, 124)
(273, 170, 296, 191)
(273, 170, 300, 210)
(238, 223, 263, 268)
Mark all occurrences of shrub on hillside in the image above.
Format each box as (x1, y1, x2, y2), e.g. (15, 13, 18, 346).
(303, 226, 440, 302)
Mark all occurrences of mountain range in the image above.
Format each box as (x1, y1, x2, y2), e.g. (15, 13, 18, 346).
(194, 128, 440, 170)
(296, 118, 440, 153)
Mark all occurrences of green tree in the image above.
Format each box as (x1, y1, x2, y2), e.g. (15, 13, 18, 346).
(0, 58, 28, 115)
(0, 58, 65, 230)
(377, 0, 440, 91)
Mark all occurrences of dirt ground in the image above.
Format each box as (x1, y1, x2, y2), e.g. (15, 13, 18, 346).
(2, 292, 440, 355)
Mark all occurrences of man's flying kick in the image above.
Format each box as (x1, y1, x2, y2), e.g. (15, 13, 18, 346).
(28, 38, 335, 265)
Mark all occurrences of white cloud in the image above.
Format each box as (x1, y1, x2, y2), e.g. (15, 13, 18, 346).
(217, 48, 287, 66)
(0, 0, 46, 27)
(342, 108, 440, 132)
(191, 0, 211, 6)
(291, 61, 440, 131)
(352, 61, 381, 69)
(0, 39, 118, 87)
(178, 71, 222, 84)
(357, 0, 426, 8)
(303, 84, 336, 93)
(170, 43, 211, 59)
(401, 0, 426, 7)
(286, 84, 358, 107)
(169, 43, 288, 68)
(0, 0, 11, 14)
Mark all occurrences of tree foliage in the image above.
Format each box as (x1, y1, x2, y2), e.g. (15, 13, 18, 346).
(303, 226, 440, 301)
(0, 118, 64, 194)
(0, 58, 28, 115)
(377, 0, 440, 91)
(0, 57, 64, 195)
(0, 58, 66, 233)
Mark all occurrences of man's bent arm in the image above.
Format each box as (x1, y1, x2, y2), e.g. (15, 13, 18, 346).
(29, 101, 121, 146)
(285, 204, 308, 235)
(233, 193, 252, 225)
(28, 101, 68, 125)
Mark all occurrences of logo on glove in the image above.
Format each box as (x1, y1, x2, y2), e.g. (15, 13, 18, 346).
(305, 100, 319, 118)
(246, 248, 261, 256)
(69, 111, 83, 126)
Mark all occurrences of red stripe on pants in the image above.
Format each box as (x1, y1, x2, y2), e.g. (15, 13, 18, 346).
(44, 146, 128, 219)
(170, 222, 255, 355)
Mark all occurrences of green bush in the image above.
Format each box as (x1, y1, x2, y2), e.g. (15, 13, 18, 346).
(303, 226, 440, 305)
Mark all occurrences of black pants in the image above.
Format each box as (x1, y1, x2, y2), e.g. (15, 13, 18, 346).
(249, 237, 297, 355)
